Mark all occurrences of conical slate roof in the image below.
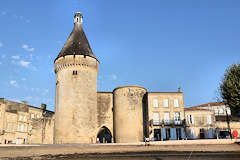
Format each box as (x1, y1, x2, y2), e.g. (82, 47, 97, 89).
(55, 12, 96, 62)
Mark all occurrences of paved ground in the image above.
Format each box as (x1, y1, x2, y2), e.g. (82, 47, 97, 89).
(0, 139, 239, 159)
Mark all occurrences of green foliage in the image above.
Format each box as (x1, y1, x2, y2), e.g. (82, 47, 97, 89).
(220, 63, 240, 117)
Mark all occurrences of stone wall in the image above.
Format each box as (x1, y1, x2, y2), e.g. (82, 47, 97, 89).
(54, 55, 99, 143)
(31, 114, 54, 144)
(97, 92, 113, 137)
(113, 86, 147, 143)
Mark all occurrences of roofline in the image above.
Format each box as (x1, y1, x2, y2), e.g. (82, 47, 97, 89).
(148, 92, 183, 94)
(97, 91, 113, 94)
(184, 108, 210, 111)
(4, 100, 54, 113)
(54, 54, 99, 63)
(189, 102, 225, 108)
(113, 85, 147, 92)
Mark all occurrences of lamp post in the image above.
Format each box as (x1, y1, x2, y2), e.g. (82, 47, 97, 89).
(226, 110, 232, 139)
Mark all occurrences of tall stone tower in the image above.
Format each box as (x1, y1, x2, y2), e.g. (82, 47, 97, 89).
(54, 12, 99, 143)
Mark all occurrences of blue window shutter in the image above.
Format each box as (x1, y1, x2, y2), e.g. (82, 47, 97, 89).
(170, 128, 177, 140)
(208, 128, 213, 139)
(181, 128, 185, 139)
(162, 128, 166, 140)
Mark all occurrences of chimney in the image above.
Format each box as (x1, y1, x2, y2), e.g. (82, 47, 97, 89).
(0, 98, 4, 103)
(22, 101, 28, 105)
(178, 87, 182, 92)
(41, 104, 47, 111)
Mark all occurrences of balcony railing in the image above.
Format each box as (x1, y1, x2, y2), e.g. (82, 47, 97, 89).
(152, 120, 184, 126)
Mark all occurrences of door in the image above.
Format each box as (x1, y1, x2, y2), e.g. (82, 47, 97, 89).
(200, 128, 205, 139)
(154, 129, 161, 141)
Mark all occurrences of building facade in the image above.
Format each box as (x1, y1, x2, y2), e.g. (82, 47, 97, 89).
(147, 90, 185, 141)
(188, 102, 240, 139)
(184, 108, 215, 139)
(0, 98, 54, 144)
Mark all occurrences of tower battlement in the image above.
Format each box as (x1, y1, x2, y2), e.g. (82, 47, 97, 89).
(54, 55, 99, 73)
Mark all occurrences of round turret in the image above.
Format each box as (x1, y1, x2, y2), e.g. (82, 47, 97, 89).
(113, 86, 147, 143)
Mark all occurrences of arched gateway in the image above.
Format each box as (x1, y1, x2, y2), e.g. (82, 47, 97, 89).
(97, 126, 112, 143)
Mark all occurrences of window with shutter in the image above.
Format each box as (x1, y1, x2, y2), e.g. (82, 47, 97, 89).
(188, 114, 194, 124)
(174, 112, 181, 124)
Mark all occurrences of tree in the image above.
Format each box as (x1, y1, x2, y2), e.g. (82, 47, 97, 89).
(220, 63, 240, 117)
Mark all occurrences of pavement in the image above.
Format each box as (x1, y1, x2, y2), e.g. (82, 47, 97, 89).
(0, 139, 239, 159)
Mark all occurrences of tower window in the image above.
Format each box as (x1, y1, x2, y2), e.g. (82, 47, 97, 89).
(73, 71, 78, 75)
(76, 18, 79, 22)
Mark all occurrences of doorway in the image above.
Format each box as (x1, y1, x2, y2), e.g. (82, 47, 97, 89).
(154, 129, 161, 141)
(200, 128, 205, 139)
(97, 126, 112, 143)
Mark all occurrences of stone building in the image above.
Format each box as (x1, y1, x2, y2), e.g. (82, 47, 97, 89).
(0, 98, 54, 144)
(53, 12, 186, 144)
(188, 103, 240, 139)
(184, 107, 215, 139)
(147, 90, 185, 141)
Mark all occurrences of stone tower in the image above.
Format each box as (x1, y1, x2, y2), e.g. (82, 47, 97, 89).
(113, 86, 147, 143)
(54, 12, 99, 143)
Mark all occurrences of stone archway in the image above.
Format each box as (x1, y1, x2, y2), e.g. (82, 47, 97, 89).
(97, 126, 112, 143)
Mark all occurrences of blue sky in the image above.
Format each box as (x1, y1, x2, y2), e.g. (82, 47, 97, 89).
(0, 0, 239, 111)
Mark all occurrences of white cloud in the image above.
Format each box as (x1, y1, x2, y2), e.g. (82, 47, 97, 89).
(11, 55, 20, 59)
(44, 89, 49, 93)
(10, 80, 18, 87)
(112, 74, 117, 80)
(18, 60, 31, 67)
(21, 78, 26, 81)
(0, 42, 3, 47)
(22, 44, 35, 52)
(0, 62, 2, 65)
(1, 11, 6, 16)
(31, 88, 40, 92)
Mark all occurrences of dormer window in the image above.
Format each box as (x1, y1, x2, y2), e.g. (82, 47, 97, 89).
(76, 17, 79, 22)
